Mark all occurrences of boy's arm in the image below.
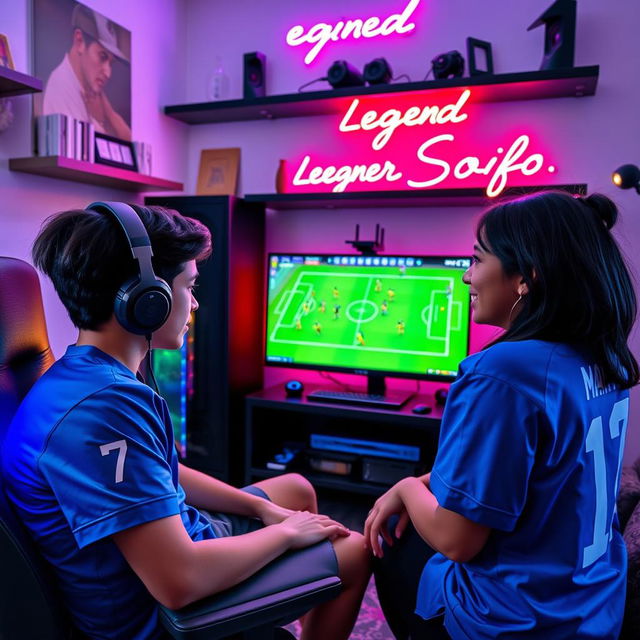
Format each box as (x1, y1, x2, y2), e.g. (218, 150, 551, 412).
(113, 511, 348, 609)
(178, 463, 294, 525)
(179, 463, 265, 515)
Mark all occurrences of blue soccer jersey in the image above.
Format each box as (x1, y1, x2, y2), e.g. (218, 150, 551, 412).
(417, 340, 628, 639)
(1, 345, 217, 639)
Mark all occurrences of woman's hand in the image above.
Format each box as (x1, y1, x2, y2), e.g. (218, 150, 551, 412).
(364, 480, 412, 558)
(277, 511, 350, 549)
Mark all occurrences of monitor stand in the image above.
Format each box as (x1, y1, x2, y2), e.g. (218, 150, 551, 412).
(306, 372, 415, 410)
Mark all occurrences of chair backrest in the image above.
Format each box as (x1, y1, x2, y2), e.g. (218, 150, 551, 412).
(0, 256, 73, 639)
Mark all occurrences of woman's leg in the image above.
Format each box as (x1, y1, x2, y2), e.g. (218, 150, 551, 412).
(253, 474, 372, 640)
(374, 518, 447, 640)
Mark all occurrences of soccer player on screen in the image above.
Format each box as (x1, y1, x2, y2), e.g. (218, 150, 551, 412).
(366, 192, 637, 640)
(356, 331, 365, 346)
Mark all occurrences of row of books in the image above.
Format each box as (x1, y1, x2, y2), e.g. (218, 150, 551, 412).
(36, 113, 95, 163)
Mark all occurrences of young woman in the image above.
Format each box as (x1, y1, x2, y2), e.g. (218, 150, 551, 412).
(365, 191, 637, 639)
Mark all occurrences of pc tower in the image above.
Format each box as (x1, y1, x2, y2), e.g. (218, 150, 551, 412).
(145, 195, 265, 483)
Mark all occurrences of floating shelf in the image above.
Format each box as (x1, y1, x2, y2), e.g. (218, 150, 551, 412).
(0, 67, 43, 97)
(9, 156, 183, 192)
(244, 184, 588, 209)
(165, 66, 599, 125)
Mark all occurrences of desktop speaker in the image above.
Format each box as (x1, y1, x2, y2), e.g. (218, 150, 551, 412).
(527, 0, 576, 70)
(243, 51, 266, 99)
(284, 379, 304, 398)
(363, 58, 393, 85)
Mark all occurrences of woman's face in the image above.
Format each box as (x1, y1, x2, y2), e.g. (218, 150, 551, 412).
(463, 238, 525, 329)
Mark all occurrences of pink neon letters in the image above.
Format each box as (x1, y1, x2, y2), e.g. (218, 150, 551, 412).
(286, 0, 420, 64)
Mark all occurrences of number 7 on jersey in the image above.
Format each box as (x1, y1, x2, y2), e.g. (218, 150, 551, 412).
(100, 439, 128, 484)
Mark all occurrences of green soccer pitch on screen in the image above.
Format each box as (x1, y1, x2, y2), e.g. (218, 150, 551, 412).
(265, 254, 471, 382)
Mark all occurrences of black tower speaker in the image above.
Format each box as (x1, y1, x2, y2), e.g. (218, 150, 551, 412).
(527, 0, 576, 70)
(243, 51, 266, 99)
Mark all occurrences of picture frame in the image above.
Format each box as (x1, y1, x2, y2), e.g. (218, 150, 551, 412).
(0, 34, 14, 69)
(196, 148, 241, 196)
(466, 37, 494, 76)
(94, 132, 138, 171)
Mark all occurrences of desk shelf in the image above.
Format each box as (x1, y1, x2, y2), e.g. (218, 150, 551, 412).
(9, 156, 183, 192)
(165, 66, 599, 125)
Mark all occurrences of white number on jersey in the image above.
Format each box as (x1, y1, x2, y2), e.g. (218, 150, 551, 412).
(583, 398, 628, 568)
(99, 439, 128, 484)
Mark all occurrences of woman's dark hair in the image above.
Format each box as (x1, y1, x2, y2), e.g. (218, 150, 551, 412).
(477, 190, 638, 389)
(32, 204, 212, 330)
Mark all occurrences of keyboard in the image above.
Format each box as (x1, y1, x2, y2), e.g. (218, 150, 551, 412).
(306, 389, 412, 410)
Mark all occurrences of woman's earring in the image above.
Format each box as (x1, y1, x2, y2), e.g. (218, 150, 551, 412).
(508, 295, 523, 324)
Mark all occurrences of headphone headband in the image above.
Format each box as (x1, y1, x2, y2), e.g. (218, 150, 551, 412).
(86, 201, 172, 336)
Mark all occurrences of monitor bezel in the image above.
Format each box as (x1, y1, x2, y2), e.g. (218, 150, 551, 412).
(263, 252, 472, 383)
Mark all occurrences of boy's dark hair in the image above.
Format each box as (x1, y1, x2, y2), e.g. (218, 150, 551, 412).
(477, 190, 639, 389)
(32, 204, 212, 330)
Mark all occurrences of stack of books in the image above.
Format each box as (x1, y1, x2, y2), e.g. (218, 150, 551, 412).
(36, 113, 95, 162)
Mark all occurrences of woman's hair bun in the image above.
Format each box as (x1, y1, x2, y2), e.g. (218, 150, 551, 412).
(584, 193, 618, 230)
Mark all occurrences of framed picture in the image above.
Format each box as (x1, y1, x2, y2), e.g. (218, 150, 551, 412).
(94, 132, 138, 171)
(0, 34, 14, 69)
(196, 148, 241, 195)
(466, 37, 494, 76)
(32, 0, 132, 140)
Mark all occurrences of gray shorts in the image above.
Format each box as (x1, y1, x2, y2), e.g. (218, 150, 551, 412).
(197, 485, 339, 612)
(199, 485, 271, 538)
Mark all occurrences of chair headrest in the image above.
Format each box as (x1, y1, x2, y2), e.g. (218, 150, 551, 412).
(0, 257, 55, 437)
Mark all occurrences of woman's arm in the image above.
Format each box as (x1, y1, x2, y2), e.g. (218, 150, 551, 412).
(364, 476, 490, 563)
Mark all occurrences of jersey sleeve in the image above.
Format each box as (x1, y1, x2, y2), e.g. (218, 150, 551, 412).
(430, 372, 542, 532)
(39, 383, 180, 548)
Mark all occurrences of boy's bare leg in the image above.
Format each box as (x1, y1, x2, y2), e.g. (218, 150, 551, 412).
(253, 474, 372, 640)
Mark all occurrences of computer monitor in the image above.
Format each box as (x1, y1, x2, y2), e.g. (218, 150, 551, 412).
(151, 324, 195, 458)
(265, 253, 471, 393)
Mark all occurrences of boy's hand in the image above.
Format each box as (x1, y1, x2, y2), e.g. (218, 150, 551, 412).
(254, 500, 297, 525)
(277, 511, 350, 549)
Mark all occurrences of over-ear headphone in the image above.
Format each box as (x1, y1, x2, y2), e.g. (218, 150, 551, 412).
(86, 201, 172, 337)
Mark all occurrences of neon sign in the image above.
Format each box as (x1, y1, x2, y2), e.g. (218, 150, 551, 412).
(283, 89, 557, 197)
(286, 0, 420, 65)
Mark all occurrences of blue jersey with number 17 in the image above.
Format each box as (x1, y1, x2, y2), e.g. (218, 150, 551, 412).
(417, 340, 628, 639)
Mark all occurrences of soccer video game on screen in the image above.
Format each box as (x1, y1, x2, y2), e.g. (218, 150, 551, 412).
(265, 254, 471, 379)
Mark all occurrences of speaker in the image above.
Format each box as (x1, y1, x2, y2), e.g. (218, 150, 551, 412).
(431, 51, 465, 79)
(284, 380, 304, 398)
(527, 0, 576, 70)
(363, 58, 393, 85)
(326, 60, 365, 89)
(86, 201, 172, 336)
(243, 51, 266, 99)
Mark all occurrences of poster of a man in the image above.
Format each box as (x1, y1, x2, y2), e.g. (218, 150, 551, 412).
(33, 0, 132, 140)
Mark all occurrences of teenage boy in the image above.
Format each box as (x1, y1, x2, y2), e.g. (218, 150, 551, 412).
(1, 203, 370, 640)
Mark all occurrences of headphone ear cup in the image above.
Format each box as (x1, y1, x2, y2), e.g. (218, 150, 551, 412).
(115, 277, 172, 335)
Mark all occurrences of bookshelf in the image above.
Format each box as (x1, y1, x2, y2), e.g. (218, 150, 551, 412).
(0, 67, 43, 97)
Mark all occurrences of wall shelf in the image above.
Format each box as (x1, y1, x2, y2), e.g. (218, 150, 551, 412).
(165, 66, 599, 125)
(244, 184, 588, 209)
(9, 156, 183, 192)
(0, 67, 43, 97)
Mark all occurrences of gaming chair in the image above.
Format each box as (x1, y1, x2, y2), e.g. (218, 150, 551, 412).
(0, 256, 341, 640)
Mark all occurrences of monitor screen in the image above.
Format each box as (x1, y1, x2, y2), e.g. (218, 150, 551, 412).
(151, 323, 195, 458)
(265, 253, 471, 381)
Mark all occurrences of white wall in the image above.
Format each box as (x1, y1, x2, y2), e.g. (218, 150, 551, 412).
(0, 0, 188, 359)
(182, 0, 640, 463)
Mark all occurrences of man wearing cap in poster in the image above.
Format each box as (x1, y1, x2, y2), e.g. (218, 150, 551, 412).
(43, 3, 131, 140)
